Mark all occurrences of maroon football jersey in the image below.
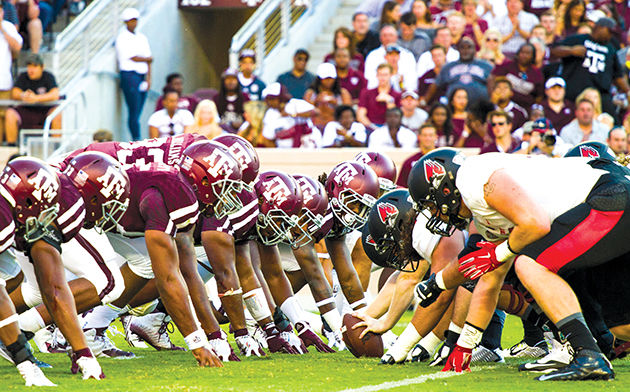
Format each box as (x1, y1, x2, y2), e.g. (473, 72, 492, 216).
(0, 198, 15, 253)
(197, 188, 258, 243)
(55, 173, 86, 243)
(312, 208, 333, 243)
(115, 163, 199, 237)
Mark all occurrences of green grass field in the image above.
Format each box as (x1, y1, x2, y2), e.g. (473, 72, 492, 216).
(2, 313, 628, 391)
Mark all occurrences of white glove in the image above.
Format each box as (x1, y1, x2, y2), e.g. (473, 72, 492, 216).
(76, 356, 104, 380)
(235, 334, 265, 357)
(17, 361, 57, 387)
(323, 328, 346, 351)
(281, 330, 308, 354)
(208, 338, 232, 361)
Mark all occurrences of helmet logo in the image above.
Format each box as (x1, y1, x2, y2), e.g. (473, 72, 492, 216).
(262, 177, 290, 205)
(333, 163, 358, 185)
(27, 169, 59, 203)
(423, 160, 446, 189)
(365, 234, 376, 246)
(229, 144, 252, 169)
(297, 177, 316, 204)
(97, 166, 127, 199)
(203, 149, 235, 178)
(377, 202, 399, 224)
(354, 152, 371, 165)
(579, 145, 600, 158)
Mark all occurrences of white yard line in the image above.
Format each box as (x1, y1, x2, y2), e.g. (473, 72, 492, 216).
(337, 370, 464, 392)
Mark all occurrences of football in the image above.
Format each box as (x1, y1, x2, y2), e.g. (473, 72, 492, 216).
(341, 313, 384, 358)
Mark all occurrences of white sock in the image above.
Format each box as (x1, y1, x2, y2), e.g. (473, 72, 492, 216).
(418, 331, 443, 356)
(386, 323, 421, 362)
(322, 309, 342, 332)
(18, 308, 45, 333)
(448, 321, 463, 335)
(80, 304, 125, 330)
(243, 288, 272, 322)
(279, 296, 306, 325)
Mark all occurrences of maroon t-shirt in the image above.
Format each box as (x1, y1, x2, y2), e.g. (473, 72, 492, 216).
(324, 52, 365, 72)
(480, 138, 520, 154)
(418, 69, 447, 104)
(491, 61, 544, 110)
(338, 68, 367, 100)
(155, 95, 199, 113)
(396, 151, 424, 187)
(541, 100, 575, 132)
(499, 101, 529, 131)
(358, 88, 402, 126)
(524, 0, 553, 17)
(463, 20, 488, 50)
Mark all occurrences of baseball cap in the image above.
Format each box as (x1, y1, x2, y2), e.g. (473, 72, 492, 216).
(385, 44, 401, 53)
(26, 53, 44, 66)
(595, 16, 617, 30)
(545, 77, 566, 89)
(586, 9, 606, 23)
(401, 90, 419, 99)
(316, 63, 337, 79)
(121, 8, 140, 22)
(532, 117, 554, 133)
(221, 68, 238, 78)
(239, 49, 256, 61)
(262, 82, 290, 101)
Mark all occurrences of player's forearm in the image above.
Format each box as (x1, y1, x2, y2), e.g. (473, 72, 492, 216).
(155, 270, 199, 336)
(326, 237, 366, 306)
(293, 245, 334, 305)
(257, 244, 294, 306)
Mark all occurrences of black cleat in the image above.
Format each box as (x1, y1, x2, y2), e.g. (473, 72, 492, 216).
(536, 349, 615, 381)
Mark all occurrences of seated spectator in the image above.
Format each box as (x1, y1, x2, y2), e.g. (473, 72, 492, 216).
(489, 43, 543, 109)
(357, 63, 401, 129)
(446, 11, 466, 46)
(303, 63, 352, 130)
(539, 10, 558, 45)
(477, 29, 506, 66)
(277, 49, 316, 102)
(481, 110, 520, 153)
(334, 47, 366, 104)
(155, 73, 198, 113)
(92, 129, 113, 142)
(489, 77, 529, 130)
(355, 0, 412, 21)
(416, 26, 459, 79)
(370, 1, 402, 32)
(462, 0, 488, 49)
(541, 76, 574, 131)
(15, 0, 42, 53)
(214, 68, 249, 133)
(262, 82, 291, 131)
(352, 12, 380, 58)
(557, 0, 586, 38)
(576, 87, 602, 118)
(186, 99, 222, 140)
(397, 12, 431, 61)
(427, 102, 454, 146)
(495, 0, 539, 58)
(448, 88, 469, 142)
(411, 0, 436, 39)
(324, 27, 365, 71)
(238, 100, 267, 147)
(457, 98, 495, 148)
(422, 37, 493, 105)
(524, 0, 552, 17)
(400, 90, 427, 132)
(560, 98, 608, 146)
(0, 5, 22, 141)
(529, 36, 547, 68)
(383, 44, 416, 91)
(4, 54, 59, 146)
(364, 25, 417, 91)
(396, 123, 437, 186)
(238, 49, 266, 101)
(321, 105, 367, 147)
(417, 45, 447, 106)
(368, 107, 417, 149)
(148, 87, 194, 138)
(607, 126, 627, 157)
(518, 117, 567, 156)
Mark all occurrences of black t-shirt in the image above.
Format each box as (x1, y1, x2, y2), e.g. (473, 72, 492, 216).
(15, 71, 58, 95)
(555, 34, 623, 100)
(356, 30, 380, 59)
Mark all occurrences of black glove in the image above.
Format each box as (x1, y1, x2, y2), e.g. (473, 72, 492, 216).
(415, 273, 443, 308)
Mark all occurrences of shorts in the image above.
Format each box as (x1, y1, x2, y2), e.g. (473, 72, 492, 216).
(106, 232, 154, 279)
(16, 106, 51, 129)
(582, 253, 630, 328)
(0, 248, 21, 281)
(195, 245, 214, 283)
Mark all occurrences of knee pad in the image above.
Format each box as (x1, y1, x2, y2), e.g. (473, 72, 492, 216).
(501, 283, 526, 315)
(21, 282, 43, 308)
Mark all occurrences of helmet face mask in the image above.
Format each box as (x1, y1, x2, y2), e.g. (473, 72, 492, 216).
(211, 178, 244, 219)
(96, 198, 129, 234)
(256, 209, 299, 246)
(331, 188, 376, 230)
(290, 208, 325, 248)
(23, 204, 59, 243)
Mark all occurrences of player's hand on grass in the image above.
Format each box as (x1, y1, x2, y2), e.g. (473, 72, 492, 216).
(264, 323, 299, 354)
(296, 322, 335, 353)
(71, 348, 105, 379)
(442, 345, 472, 373)
(208, 335, 240, 362)
(235, 334, 266, 357)
(351, 312, 388, 339)
(192, 346, 223, 367)
(430, 339, 455, 367)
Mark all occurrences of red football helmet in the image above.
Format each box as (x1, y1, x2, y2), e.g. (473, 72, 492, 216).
(292, 174, 329, 248)
(354, 151, 397, 193)
(213, 134, 260, 185)
(254, 171, 303, 246)
(180, 140, 244, 218)
(325, 161, 379, 230)
(64, 151, 130, 233)
(0, 157, 60, 242)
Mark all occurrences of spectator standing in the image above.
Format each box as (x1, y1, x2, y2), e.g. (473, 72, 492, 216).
(396, 123, 438, 186)
(446, 11, 467, 46)
(477, 29, 506, 65)
(303, 63, 352, 130)
(237, 49, 266, 101)
(155, 73, 198, 113)
(148, 87, 194, 138)
(541, 76, 574, 131)
(0, 6, 22, 141)
(277, 49, 316, 101)
(364, 25, 417, 91)
(2, 1, 19, 26)
(489, 77, 529, 129)
(186, 99, 222, 140)
(494, 0, 539, 57)
(357, 63, 401, 129)
(15, 0, 42, 53)
(607, 126, 627, 156)
(321, 105, 367, 147)
(560, 98, 609, 145)
(417, 45, 447, 105)
(397, 12, 431, 60)
(214, 68, 248, 133)
(557, 0, 586, 38)
(368, 107, 417, 149)
(400, 90, 427, 132)
(115, 8, 152, 141)
(352, 12, 380, 58)
(462, 0, 488, 49)
(4, 53, 59, 145)
(552, 17, 630, 118)
(334, 47, 367, 104)
(480, 110, 520, 153)
(416, 26, 460, 78)
(324, 27, 365, 71)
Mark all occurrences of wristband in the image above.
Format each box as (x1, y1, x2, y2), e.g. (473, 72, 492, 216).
(458, 322, 484, 349)
(495, 240, 516, 262)
(462, 130, 470, 138)
(184, 329, 208, 350)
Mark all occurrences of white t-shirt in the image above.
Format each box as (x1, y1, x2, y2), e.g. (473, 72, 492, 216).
(0, 21, 23, 90)
(364, 46, 418, 91)
(368, 125, 418, 149)
(147, 109, 194, 138)
(456, 154, 605, 241)
(412, 211, 442, 265)
(321, 121, 367, 147)
(402, 108, 429, 132)
(115, 28, 152, 74)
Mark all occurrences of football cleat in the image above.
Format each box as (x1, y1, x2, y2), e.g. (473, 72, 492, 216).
(128, 312, 185, 351)
(471, 345, 505, 364)
(536, 349, 614, 381)
(17, 361, 56, 386)
(120, 315, 148, 348)
(84, 328, 135, 358)
(409, 344, 431, 362)
(519, 341, 573, 373)
(503, 339, 548, 358)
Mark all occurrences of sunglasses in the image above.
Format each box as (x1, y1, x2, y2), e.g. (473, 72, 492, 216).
(486, 37, 499, 42)
(492, 122, 507, 126)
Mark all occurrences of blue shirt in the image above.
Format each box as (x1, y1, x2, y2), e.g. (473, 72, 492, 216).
(436, 59, 494, 102)
(277, 70, 315, 100)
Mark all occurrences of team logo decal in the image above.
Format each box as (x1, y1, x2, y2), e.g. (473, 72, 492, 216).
(354, 152, 372, 165)
(377, 202, 399, 224)
(333, 163, 358, 185)
(579, 145, 600, 158)
(365, 234, 376, 246)
(262, 177, 290, 205)
(423, 160, 446, 188)
(204, 149, 235, 178)
(297, 177, 316, 205)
